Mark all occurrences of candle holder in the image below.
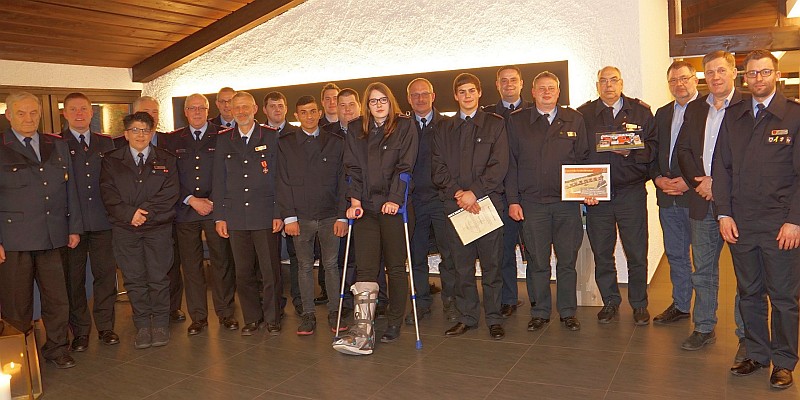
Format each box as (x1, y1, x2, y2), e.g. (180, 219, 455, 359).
(0, 321, 42, 400)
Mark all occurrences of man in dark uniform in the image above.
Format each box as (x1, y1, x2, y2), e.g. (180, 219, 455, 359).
(161, 93, 238, 336)
(277, 95, 348, 335)
(319, 83, 340, 127)
(209, 87, 237, 129)
(433, 73, 509, 340)
(507, 71, 589, 332)
(0, 91, 83, 368)
(577, 66, 656, 326)
(484, 65, 532, 317)
(405, 77, 458, 324)
(714, 49, 800, 389)
(100, 111, 178, 349)
(60, 92, 120, 350)
(212, 92, 284, 336)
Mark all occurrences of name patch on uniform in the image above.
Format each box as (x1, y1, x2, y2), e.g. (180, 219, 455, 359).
(625, 123, 640, 131)
(566, 131, 577, 137)
(153, 165, 167, 170)
(768, 136, 792, 145)
(771, 129, 789, 136)
(255, 145, 267, 152)
(175, 149, 187, 154)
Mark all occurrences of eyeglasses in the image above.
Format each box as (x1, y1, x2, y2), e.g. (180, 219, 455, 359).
(704, 67, 730, 78)
(745, 69, 774, 78)
(598, 77, 620, 85)
(368, 97, 389, 106)
(409, 92, 432, 99)
(668, 76, 694, 85)
(126, 127, 152, 135)
(185, 106, 208, 112)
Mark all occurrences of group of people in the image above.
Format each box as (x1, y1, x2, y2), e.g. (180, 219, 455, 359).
(0, 48, 797, 389)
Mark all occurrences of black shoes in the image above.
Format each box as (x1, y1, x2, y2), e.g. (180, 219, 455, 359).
(98, 330, 120, 345)
(445, 322, 473, 337)
(170, 309, 186, 322)
(560, 316, 581, 331)
(241, 320, 263, 336)
(48, 354, 76, 369)
(770, 367, 794, 389)
(71, 335, 89, 352)
(489, 324, 505, 340)
(500, 300, 523, 317)
(653, 303, 690, 324)
(404, 308, 432, 325)
(266, 322, 281, 336)
(187, 319, 208, 336)
(730, 359, 768, 376)
(597, 304, 619, 324)
(527, 317, 550, 331)
(633, 307, 650, 326)
(381, 325, 401, 343)
(220, 317, 240, 331)
(314, 290, 329, 305)
(681, 331, 716, 351)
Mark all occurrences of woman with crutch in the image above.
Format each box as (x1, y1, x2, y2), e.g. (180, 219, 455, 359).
(332, 82, 418, 355)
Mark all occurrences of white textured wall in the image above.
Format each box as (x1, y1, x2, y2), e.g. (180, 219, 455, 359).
(144, 0, 672, 129)
(0, 60, 142, 91)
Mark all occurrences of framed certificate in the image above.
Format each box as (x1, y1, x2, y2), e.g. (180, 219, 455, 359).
(595, 129, 644, 152)
(561, 164, 611, 201)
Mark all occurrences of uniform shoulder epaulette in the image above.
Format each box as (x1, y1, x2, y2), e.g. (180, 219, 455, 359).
(397, 112, 411, 119)
(92, 132, 113, 139)
(328, 130, 345, 140)
(510, 107, 525, 116)
(218, 126, 234, 135)
(155, 146, 177, 158)
(487, 112, 504, 119)
(43, 132, 62, 138)
(632, 97, 651, 110)
(165, 127, 183, 135)
(261, 124, 279, 131)
(277, 128, 293, 139)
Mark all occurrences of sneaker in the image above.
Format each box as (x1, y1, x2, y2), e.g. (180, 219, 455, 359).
(329, 311, 348, 333)
(296, 313, 316, 336)
(597, 304, 618, 324)
(653, 303, 690, 324)
(633, 307, 650, 326)
(681, 330, 715, 351)
(134, 327, 152, 349)
(151, 327, 170, 347)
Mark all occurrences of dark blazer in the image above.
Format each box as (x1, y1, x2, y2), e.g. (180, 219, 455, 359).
(209, 115, 235, 129)
(211, 123, 280, 230)
(99, 145, 179, 232)
(651, 98, 690, 209)
(276, 126, 346, 220)
(160, 124, 223, 223)
(713, 91, 800, 226)
(675, 90, 743, 220)
(61, 129, 117, 231)
(0, 130, 83, 251)
(344, 115, 418, 213)
(411, 109, 443, 204)
(432, 110, 509, 214)
(578, 94, 656, 196)
(506, 106, 589, 205)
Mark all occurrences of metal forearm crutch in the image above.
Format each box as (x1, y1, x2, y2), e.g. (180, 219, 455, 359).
(399, 172, 422, 350)
(333, 213, 356, 340)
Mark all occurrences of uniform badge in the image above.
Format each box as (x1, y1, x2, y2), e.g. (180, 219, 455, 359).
(70, 150, 76, 155)
(567, 131, 576, 137)
(625, 123, 640, 131)
(255, 145, 267, 152)
(771, 129, 789, 136)
(261, 160, 268, 174)
(768, 136, 792, 145)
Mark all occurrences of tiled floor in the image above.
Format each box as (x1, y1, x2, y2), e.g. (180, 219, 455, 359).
(38, 246, 800, 399)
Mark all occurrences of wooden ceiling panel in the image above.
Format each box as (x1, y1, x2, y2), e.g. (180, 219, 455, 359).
(2, 12, 189, 42)
(0, 21, 177, 48)
(31, 0, 217, 28)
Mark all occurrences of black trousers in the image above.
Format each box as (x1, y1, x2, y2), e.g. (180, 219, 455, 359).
(586, 189, 649, 308)
(112, 226, 174, 329)
(175, 219, 236, 322)
(229, 229, 281, 325)
(410, 198, 456, 309)
(521, 202, 583, 319)
(168, 226, 184, 312)
(0, 248, 70, 359)
(354, 210, 410, 326)
(730, 220, 800, 370)
(63, 229, 117, 335)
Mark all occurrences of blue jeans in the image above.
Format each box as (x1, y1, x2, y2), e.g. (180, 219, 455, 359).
(295, 218, 342, 315)
(659, 205, 692, 312)
(689, 211, 724, 333)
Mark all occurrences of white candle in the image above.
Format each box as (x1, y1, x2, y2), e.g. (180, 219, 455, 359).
(0, 373, 11, 400)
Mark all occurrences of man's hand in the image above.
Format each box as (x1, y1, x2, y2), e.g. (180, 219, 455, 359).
(584, 197, 600, 206)
(655, 176, 690, 196)
(381, 201, 400, 215)
(0, 244, 5, 264)
(131, 208, 148, 227)
(346, 206, 363, 219)
(189, 197, 214, 216)
(333, 221, 347, 237)
(694, 176, 713, 201)
(509, 204, 524, 221)
(719, 216, 738, 244)
(67, 234, 80, 249)
(272, 219, 284, 233)
(215, 221, 229, 238)
(284, 221, 300, 236)
(456, 190, 480, 214)
(776, 223, 800, 250)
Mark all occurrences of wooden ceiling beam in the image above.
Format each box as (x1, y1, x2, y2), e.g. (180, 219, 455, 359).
(132, 0, 306, 82)
(669, 27, 800, 57)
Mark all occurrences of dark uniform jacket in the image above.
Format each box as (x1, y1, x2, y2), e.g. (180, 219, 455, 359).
(651, 98, 695, 209)
(484, 100, 533, 119)
(506, 106, 589, 205)
(160, 124, 223, 223)
(713, 91, 800, 226)
(578, 94, 656, 196)
(99, 145, 179, 232)
(432, 110, 509, 214)
(0, 130, 83, 251)
(61, 129, 116, 232)
(344, 115, 418, 213)
(412, 109, 443, 204)
(209, 115, 235, 129)
(211, 123, 280, 230)
(676, 90, 743, 220)
(277, 126, 346, 220)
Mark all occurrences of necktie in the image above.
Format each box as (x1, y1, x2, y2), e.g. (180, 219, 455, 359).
(137, 153, 145, 175)
(226, 122, 232, 128)
(509, 104, 516, 111)
(241, 135, 248, 147)
(603, 106, 615, 127)
(23, 137, 39, 162)
(465, 115, 472, 122)
(542, 113, 550, 126)
(79, 134, 89, 152)
(420, 117, 427, 132)
(194, 130, 202, 141)
(755, 103, 765, 120)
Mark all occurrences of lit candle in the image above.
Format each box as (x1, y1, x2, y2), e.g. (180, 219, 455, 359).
(0, 373, 11, 400)
(1, 363, 19, 376)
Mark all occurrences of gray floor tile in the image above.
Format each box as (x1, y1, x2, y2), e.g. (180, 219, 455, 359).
(488, 380, 606, 400)
(144, 376, 265, 399)
(610, 352, 728, 399)
(129, 335, 254, 374)
(373, 368, 499, 400)
(416, 338, 529, 378)
(195, 343, 320, 390)
(504, 345, 624, 390)
(61, 363, 189, 400)
(269, 357, 406, 399)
